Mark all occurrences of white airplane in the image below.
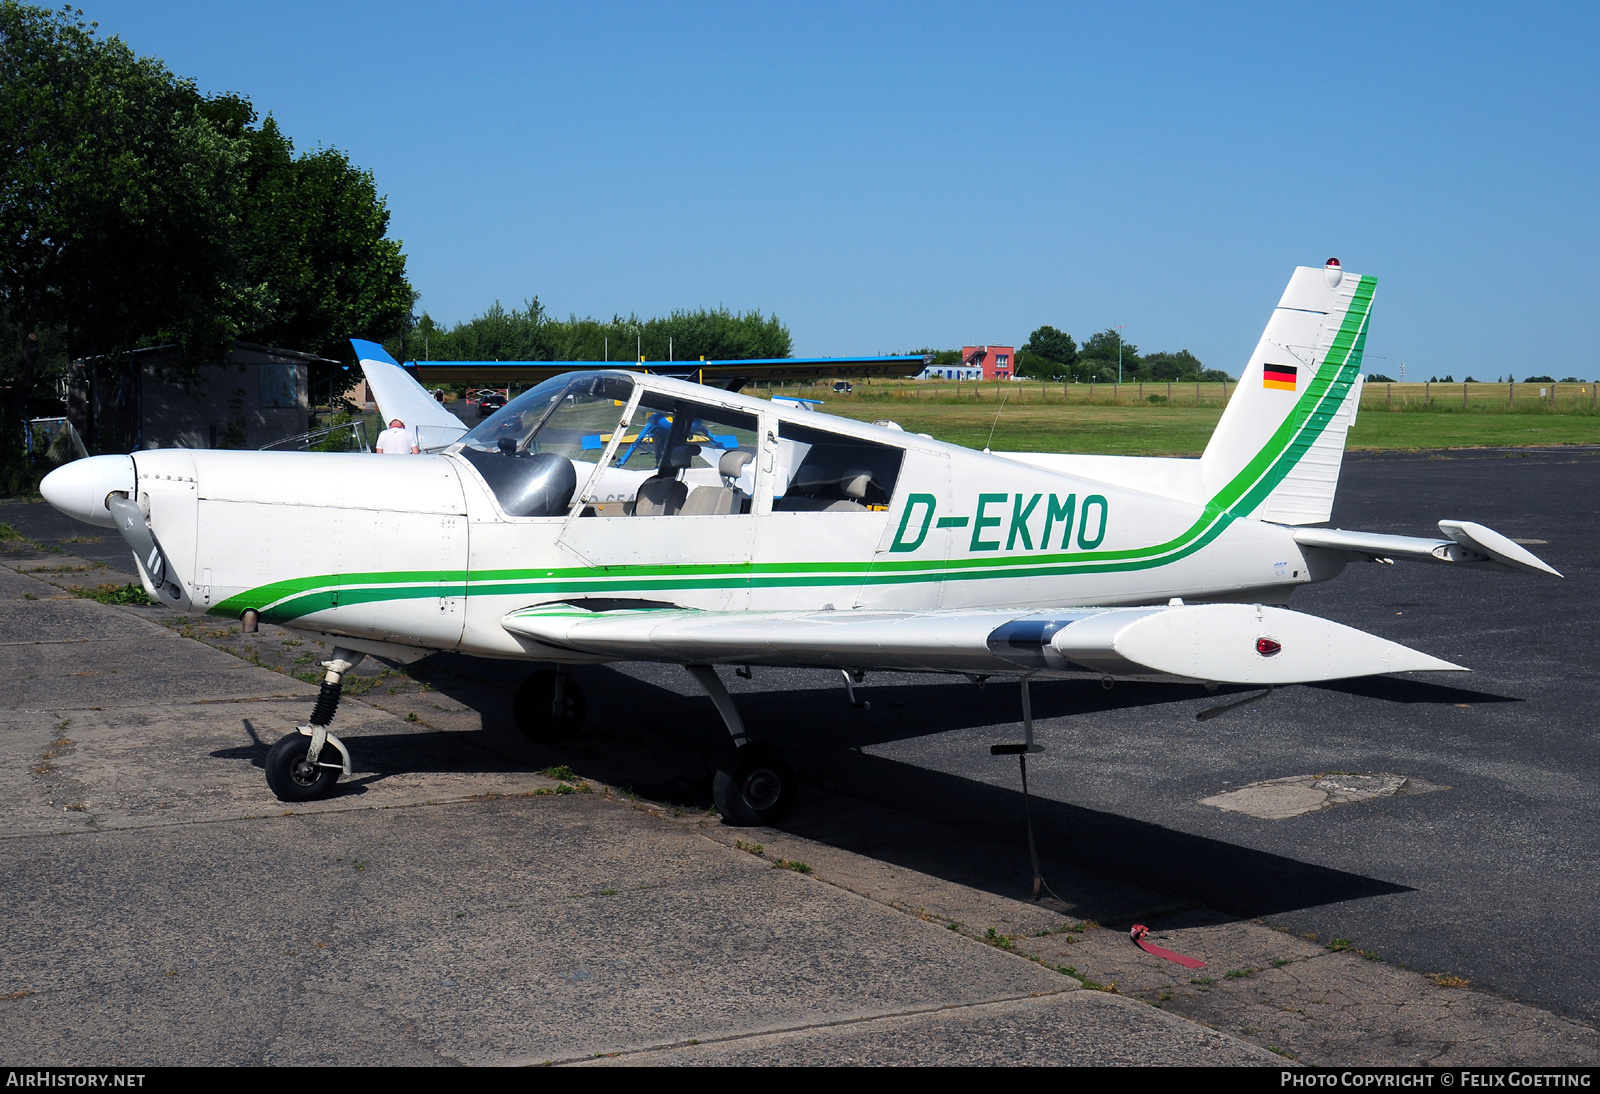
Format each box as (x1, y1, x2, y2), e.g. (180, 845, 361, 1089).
(40, 262, 1559, 825)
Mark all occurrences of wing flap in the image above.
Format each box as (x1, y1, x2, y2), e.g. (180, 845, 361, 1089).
(501, 601, 1464, 683)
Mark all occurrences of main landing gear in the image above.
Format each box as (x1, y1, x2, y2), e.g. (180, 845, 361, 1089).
(265, 649, 365, 802)
(687, 664, 797, 827)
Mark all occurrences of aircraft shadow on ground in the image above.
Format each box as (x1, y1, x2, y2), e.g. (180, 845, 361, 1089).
(263, 657, 1410, 922)
(1306, 677, 1522, 704)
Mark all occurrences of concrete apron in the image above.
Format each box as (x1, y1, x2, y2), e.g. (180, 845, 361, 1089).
(0, 564, 1269, 1066)
(1, 561, 1594, 1066)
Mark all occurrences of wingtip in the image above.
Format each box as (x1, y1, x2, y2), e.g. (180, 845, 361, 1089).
(1438, 519, 1562, 578)
(349, 338, 399, 366)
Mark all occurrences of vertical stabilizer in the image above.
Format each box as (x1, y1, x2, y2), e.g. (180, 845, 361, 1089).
(1199, 263, 1376, 525)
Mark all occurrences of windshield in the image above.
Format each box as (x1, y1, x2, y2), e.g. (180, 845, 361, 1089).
(459, 373, 635, 459)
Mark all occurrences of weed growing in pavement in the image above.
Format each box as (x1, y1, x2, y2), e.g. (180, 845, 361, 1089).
(539, 765, 577, 781)
(1056, 966, 1116, 992)
(734, 840, 764, 856)
(599, 889, 617, 897)
(1225, 967, 1255, 979)
(772, 858, 812, 874)
(1270, 958, 1293, 968)
(1326, 938, 1355, 952)
(1359, 949, 1383, 961)
(1427, 973, 1470, 988)
(1190, 976, 1213, 986)
(984, 927, 1018, 951)
(0, 522, 22, 540)
(1268, 1047, 1299, 1060)
(69, 582, 153, 606)
(405, 712, 419, 723)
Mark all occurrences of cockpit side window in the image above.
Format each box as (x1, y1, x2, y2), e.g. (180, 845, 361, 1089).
(589, 393, 760, 517)
(456, 373, 634, 516)
(774, 422, 904, 512)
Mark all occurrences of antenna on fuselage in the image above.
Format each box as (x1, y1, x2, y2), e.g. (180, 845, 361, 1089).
(983, 383, 1012, 453)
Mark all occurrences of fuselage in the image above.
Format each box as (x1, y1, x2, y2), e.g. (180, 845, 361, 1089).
(89, 370, 1336, 663)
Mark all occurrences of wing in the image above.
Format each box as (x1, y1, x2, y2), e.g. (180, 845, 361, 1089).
(351, 339, 469, 450)
(501, 601, 1464, 684)
(1291, 521, 1561, 576)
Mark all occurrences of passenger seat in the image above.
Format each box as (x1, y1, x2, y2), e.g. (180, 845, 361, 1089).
(681, 449, 753, 515)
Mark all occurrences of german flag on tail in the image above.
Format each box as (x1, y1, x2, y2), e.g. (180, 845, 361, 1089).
(1263, 363, 1297, 391)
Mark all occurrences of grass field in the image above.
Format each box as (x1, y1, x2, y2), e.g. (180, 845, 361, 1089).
(757, 379, 1600, 455)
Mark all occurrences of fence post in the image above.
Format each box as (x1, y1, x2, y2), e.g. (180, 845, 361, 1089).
(1463, 382, 1468, 409)
(1195, 380, 1201, 405)
(1387, 382, 1392, 407)
(1509, 382, 1514, 407)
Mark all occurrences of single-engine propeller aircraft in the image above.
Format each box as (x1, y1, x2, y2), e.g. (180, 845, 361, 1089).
(41, 262, 1560, 825)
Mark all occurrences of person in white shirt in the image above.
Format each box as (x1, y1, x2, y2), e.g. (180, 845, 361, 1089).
(375, 418, 419, 454)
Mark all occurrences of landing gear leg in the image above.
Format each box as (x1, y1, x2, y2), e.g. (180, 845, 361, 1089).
(688, 664, 796, 827)
(265, 648, 365, 803)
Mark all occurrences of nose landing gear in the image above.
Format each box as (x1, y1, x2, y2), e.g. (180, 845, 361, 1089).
(265, 649, 364, 803)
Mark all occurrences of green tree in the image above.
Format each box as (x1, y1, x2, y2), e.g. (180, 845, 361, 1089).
(1021, 325, 1077, 368)
(0, 2, 413, 473)
(412, 304, 791, 363)
(1, 3, 242, 440)
(224, 110, 413, 361)
(1141, 350, 1205, 381)
(1079, 329, 1139, 381)
(1014, 350, 1071, 380)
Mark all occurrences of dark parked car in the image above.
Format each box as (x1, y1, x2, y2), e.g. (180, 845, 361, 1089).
(831, 380, 853, 394)
(476, 392, 507, 418)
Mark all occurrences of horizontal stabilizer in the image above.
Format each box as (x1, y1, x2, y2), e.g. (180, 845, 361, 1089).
(1290, 522, 1560, 576)
(501, 600, 1464, 684)
(351, 339, 469, 450)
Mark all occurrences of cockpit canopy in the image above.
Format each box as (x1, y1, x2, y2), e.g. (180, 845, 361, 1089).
(457, 372, 635, 516)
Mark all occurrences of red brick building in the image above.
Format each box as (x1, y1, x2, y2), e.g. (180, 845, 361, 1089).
(960, 345, 1017, 381)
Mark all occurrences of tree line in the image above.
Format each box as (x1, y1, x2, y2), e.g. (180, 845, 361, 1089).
(0, 2, 413, 475)
(409, 301, 792, 364)
(908, 327, 1228, 383)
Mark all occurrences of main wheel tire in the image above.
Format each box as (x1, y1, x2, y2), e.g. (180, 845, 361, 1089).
(713, 743, 797, 827)
(264, 732, 341, 802)
(513, 670, 588, 743)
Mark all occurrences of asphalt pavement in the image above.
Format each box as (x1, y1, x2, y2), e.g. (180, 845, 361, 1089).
(704, 446, 1600, 1021)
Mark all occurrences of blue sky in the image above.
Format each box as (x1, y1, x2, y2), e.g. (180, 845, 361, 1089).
(94, 2, 1599, 377)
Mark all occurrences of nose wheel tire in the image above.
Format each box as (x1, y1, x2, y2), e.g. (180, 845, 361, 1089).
(264, 732, 341, 802)
(513, 670, 588, 743)
(713, 743, 796, 827)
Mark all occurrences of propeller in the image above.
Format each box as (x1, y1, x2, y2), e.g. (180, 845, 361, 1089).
(106, 494, 180, 599)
